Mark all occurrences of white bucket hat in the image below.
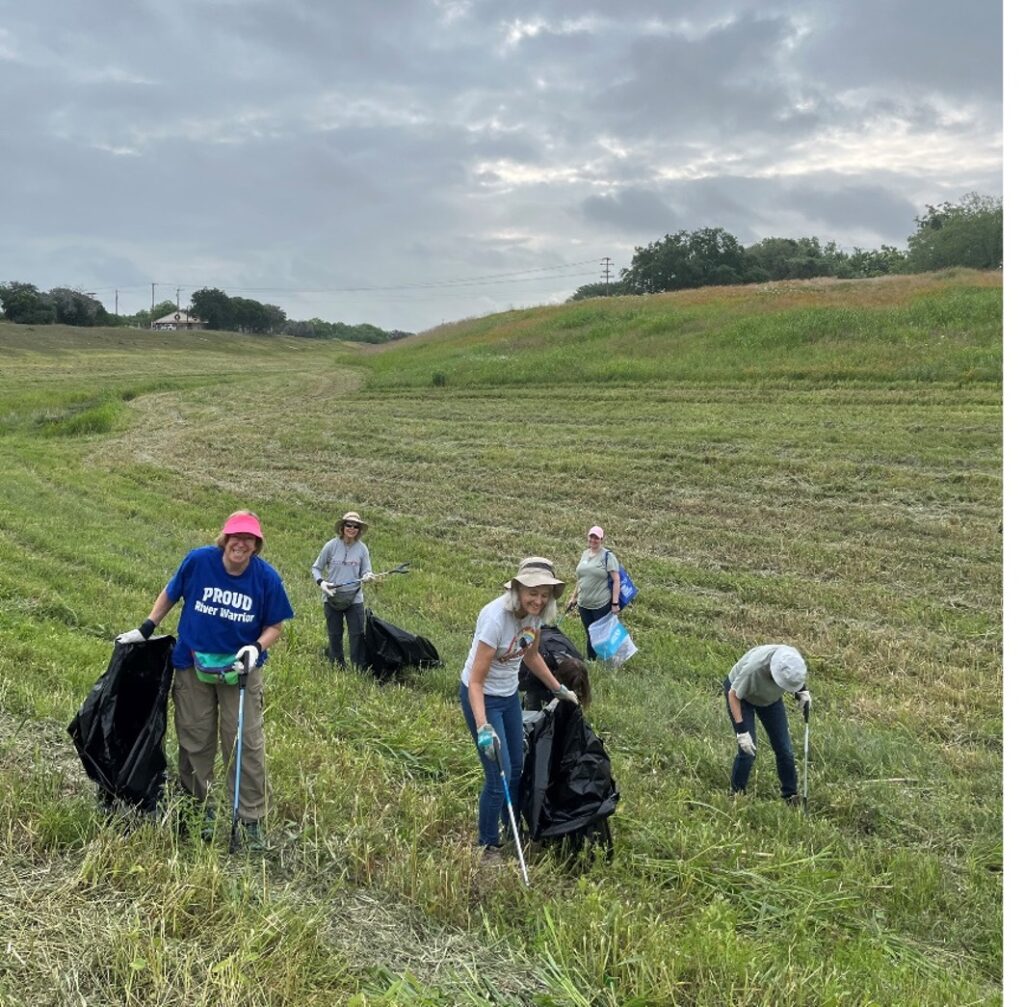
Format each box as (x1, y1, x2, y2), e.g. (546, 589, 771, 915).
(770, 646, 807, 692)
(504, 556, 565, 598)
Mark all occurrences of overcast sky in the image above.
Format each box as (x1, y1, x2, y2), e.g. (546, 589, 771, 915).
(0, 0, 1002, 332)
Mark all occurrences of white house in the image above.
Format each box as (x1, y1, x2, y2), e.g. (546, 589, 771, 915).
(151, 310, 206, 331)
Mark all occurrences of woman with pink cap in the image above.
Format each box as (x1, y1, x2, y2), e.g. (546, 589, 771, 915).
(116, 510, 294, 848)
(724, 644, 812, 803)
(565, 525, 621, 660)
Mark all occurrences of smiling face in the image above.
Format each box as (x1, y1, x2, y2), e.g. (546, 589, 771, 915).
(222, 533, 258, 573)
(587, 532, 603, 552)
(517, 584, 553, 617)
(341, 521, 361, 543)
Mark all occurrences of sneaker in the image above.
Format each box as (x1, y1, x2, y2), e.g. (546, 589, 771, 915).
(199, 806, 217, 842)
(480, 844, 503, 864)
(239, 820, 266, 852)
(784, 794, 803, 808)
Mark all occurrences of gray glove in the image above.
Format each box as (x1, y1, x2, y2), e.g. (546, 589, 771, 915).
(794, 689, 812, 715)
(319, 580, 335, 598)
(235, 644, 260, 673)
(736, 731, 756, 756)
(554, 683, 579, 706)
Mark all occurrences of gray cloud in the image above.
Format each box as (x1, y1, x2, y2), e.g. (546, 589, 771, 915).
(0, 0, 1001, 330)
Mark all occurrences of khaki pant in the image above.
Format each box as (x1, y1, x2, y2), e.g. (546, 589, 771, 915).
(172, 666, 269, 821)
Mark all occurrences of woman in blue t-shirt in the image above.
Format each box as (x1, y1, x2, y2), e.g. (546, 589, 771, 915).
(460, 556, 579, 860)
(117, 510, 294, 848)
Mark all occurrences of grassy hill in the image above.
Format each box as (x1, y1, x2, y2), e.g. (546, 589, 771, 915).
(0, 270, 1002, 1005)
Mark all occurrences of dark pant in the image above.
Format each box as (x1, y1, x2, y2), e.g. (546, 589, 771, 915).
(723, 677, 797, 798)
(459, 683, 524, 847)
(579, 601, 612, 660)
(324, 601, 366, 669)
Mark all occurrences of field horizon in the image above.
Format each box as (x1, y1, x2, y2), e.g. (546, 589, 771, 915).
(0, 269, 1003, 1005)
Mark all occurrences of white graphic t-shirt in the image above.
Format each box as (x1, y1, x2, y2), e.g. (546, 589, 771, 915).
(460, 596, 541, 697)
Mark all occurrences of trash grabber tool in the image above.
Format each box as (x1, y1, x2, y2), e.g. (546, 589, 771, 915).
(228, 656, 253, 853)
(801, 705, 810, 812)
(491, 734, 529, 887)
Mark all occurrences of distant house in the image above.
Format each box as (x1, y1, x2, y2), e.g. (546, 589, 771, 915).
(151, 310, 206, 331)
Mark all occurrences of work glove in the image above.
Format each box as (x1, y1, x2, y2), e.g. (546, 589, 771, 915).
(476, 723, 498, 761)
(235, 644, 260, 674)
(736, 731, 756, 756)
(553, 683, 579, 706)
(116, 619, 155, 645)
(794, 689, 812, 716)
(319, 580, 335, 598)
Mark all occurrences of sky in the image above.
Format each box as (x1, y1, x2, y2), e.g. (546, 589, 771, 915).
(0, 0, 1003, 333)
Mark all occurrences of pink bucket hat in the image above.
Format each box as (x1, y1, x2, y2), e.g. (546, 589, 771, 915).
(221, 512, 264, 541)
(588, 525, 605, 539)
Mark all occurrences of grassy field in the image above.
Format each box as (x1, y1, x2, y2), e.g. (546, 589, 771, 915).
(0, 270, 1002, 1005)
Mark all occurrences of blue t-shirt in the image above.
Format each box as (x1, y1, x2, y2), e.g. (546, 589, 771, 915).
(165, 546, 294, 669)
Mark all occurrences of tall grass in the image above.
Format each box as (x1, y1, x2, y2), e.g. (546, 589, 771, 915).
(0, 271, 1002, 1005)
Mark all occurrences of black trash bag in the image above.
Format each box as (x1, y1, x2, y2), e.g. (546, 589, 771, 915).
(363, 608, 442, 681)
(68, 636, 175, 810)
(520, 700, 618, 856)
(519, 624, 585, 709)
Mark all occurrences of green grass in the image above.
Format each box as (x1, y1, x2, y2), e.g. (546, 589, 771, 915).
(0, 270, 1002, 1005)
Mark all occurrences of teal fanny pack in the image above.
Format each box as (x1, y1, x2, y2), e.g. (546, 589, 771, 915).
(193, 651, 241, 686)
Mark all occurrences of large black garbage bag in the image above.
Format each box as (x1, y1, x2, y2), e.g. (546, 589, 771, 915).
(520, 700, 618, 854)
(68, 636, 175, 810)
(519, 624, 585, 709)
(363, 609, 442, 681)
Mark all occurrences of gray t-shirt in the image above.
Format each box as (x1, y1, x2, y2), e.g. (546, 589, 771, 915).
(576, 548, 618, 609)
(728, 644, 791, 707)
(311, 538, 372, 604)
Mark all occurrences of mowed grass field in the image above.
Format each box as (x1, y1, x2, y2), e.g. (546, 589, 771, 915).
(0, 270, 1002, 1006)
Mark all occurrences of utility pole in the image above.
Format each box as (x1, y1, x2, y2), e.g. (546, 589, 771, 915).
(601, 257, 612, 295)
(115, 289, 119, 318)
(151, 282, 156, 314)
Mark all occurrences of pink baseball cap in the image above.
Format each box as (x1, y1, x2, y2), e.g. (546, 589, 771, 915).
(222, 512, 264, 540)
(588, 525, 604, 539)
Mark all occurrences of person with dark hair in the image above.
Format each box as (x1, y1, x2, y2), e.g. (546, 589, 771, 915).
(116, 510, 294, 848)
(312, 511, 373, 669)
(460, 557, 580, 860)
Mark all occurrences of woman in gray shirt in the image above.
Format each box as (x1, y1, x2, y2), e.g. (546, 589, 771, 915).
(312, 511, 373, 669)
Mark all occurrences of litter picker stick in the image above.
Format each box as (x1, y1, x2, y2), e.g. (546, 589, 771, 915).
(802, 705, 810, 812)
(228, 658, 252, 853)
(492, 735, 530, 887)
(329, 563, 411, 590)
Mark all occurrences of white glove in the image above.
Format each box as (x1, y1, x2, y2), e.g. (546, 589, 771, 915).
(319, 581, 335, 598)
(235, 645, 260, 673)
(116, 629, 146, 644)
(736, 731, 756, 756)
(554, 684, 579, 706)
(794, 689, 812, 714)
(360, 572, 376, 582)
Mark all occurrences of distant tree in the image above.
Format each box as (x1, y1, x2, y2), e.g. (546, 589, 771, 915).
(905, 192, 1002, 272)
(48, 287, 111, 326)
(743, 236, 850, 281)
(569, 281, 631, 301)
(845, 245, 908, 278)
(621, 227, 746, 293)
(0, 282, 57, 324)
(189, 287, 234, 330)
(151, 300, 178, 321)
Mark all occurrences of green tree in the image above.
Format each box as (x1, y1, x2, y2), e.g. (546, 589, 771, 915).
(48, 287, 111, 326)
(905, 192, 1002, 272)
(189, 288, 234, 330)
(569, 280, 631, 301)
(621, 227, 746, 294)
(0, 282, 57, 324)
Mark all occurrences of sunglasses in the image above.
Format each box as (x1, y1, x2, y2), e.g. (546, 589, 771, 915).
(343, 522, 360, 529)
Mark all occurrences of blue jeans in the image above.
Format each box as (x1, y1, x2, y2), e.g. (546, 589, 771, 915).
(459, 683, 524, 847)
(579, 601, 612, 660)
(723, 677, 797, 798)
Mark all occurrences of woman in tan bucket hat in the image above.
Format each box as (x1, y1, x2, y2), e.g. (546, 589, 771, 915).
(459, 557, 579, 859)
(311, 511, 373, 669)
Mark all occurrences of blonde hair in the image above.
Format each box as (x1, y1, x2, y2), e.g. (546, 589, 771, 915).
(215, 510, 264, 554)
(501, 586, 558, 626)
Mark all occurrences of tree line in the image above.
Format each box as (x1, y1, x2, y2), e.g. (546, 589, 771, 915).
(0, 283, 413, 343)
(570, 192, 1002, 300)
